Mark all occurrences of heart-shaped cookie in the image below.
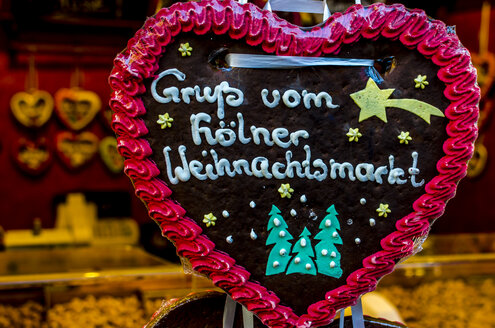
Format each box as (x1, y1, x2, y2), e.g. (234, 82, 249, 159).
(10, 90, 54, 128)
(109, 1, 479, 327)
(55, 131, 99, 169)
(99, 136, 124, 173)
(54, 88, 102, 131)
(13, 137, 52, 175)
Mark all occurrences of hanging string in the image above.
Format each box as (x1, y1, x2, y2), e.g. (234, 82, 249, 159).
(242, 306, 254, 328)
(350, 297, 365, 328)
(26, 54, 38, 92)
(479, 1, 491, 56)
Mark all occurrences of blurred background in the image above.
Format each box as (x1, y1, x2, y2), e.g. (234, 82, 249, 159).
(0, 0, 493, 327)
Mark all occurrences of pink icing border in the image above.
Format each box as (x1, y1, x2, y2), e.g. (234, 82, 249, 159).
(108, 1, 479, 327)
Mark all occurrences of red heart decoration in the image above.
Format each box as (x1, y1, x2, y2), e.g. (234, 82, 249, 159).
(12, 137, 52, 175)
(55, 131, 99, 169)
(109, 1, 479, 327)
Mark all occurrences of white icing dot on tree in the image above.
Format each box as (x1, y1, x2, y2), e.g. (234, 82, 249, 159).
(360, 198, 367, 205)
(369, 218, 376, 226)
(325, 219, 331, 227)
(279, 249, 286, 256)
(273, 218, 281, 227)
(330, 261, 336, 268)
(278, 231, 286, 238)
(305, 263, 312, 270)
(321, 249, 328, 256)
(355, 238, 361, 244)
(250, 228, 257, 240)
(331, 251, 336, 258)
(222, 210, 229, 218)
(294, 257, 301, 264)
(300, 238, 307, 247)
(332, 231, 338, 238)
(300, 195, 307, 203)
(249, 201, 256, 208)
(226, 235, 233, 244)
(290, 209, 297, 217)
(273, 261, 279, 268)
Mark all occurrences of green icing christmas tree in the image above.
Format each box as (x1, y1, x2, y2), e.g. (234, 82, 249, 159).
(286, 226, 317, 275)
(314, 205, 343, 278)
(265, 205, 293, 276)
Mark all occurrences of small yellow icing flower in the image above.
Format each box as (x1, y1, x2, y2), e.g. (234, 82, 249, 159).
(178, 42, 193, 56)
(376, 203, 391, 218)
(278, 183, 294, 198)
(203, 213, 217, 227)
(398, 131, 412, 144)
(414, 75, 429, 89)
(346, 128, 362, 142)
(157, 113, 174, 129)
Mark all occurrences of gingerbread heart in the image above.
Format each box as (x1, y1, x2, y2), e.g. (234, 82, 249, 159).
(99, 136, 124, 173)
(55, 131, 99, 169)
(10, 90, 54, 128)
(13, 137, 52, 175)
(54, 88, 102, 131)
(109, 2, 479, 327)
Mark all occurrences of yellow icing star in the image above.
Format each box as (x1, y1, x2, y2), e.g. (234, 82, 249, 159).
(278, 183, 294, 198)
(350, 78, 444, 124)
(203, 213, 217, 227)
(398, 131, 412, 144)
(350, 78, 394, 123)
(414, 75, 429, 89)
(157, 113, 173, 129)
(178, 42, 192, 56)
(376, 203, 391, 218)
(346, 128, 362, 142)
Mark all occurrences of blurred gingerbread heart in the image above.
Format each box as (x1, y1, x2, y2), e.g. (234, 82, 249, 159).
(10, 90, 54, 128)
(13, 137, 52, 175)
(55, 131, 99, 169)
(99, 136, 124, 173)
(54, 88, 101, 130)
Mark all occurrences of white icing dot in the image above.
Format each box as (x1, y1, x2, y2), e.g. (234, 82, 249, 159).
(330, 261, 336, 268)
(355, 238, 361, 244)
(309, 210, 317, 220)
(369, 218, 376, 226)
(279, 231, 286, 237)
(325, 219, 332, 227)
(332, 231, 338, 238)
(226, 235, 233, 244)
(360, 198, 367, 205)
(219, 121, 225, 128)
(230, 121, 236, 127)
(279, 248, 287, 256)
(290, 209, 297, 217)
(321, 249, 328, 256)
(300, 195, 307, 203)
(202, 150, 208, 157)
(273, 261, 280, 268)
(330, 251, 337, 258)
(222, 210, 229, 218)
(347, 219, 353, 225)
(249, 201, 256, 208)
(250, 228, 257, 240)
(273, 218, 281, 227)
(305, 263, 312, 270)
(300, 238, 307, 247)
(294, 257, 301, 264)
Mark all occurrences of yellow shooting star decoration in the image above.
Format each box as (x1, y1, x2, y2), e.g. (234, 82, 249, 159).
(350, 78, 445, 124)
